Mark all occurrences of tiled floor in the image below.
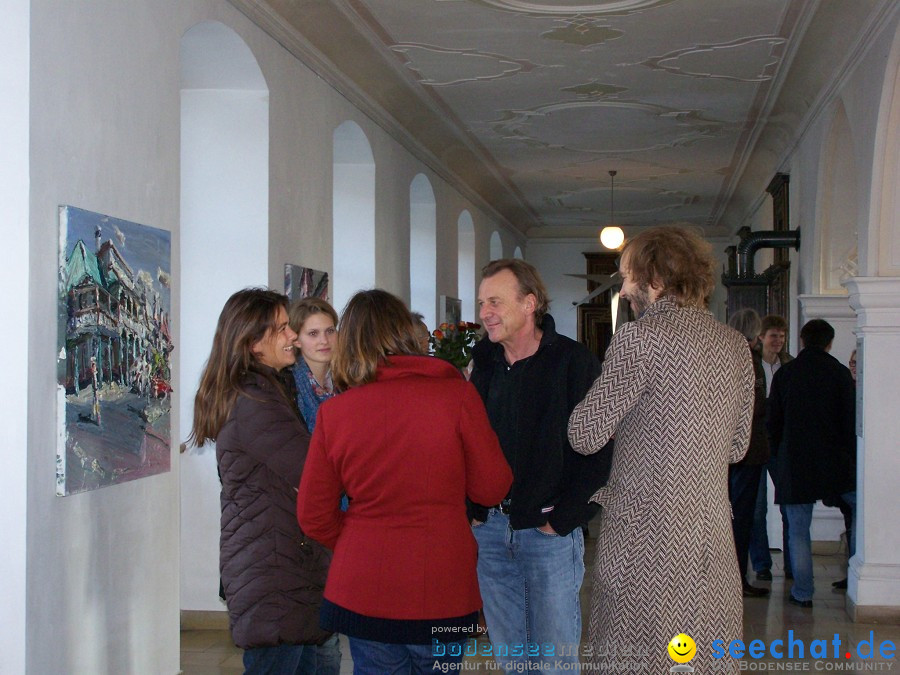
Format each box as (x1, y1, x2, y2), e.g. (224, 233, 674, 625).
(181, 535, 900, 674)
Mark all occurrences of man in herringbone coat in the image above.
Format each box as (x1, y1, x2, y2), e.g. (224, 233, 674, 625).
(568, 227, 754, 674)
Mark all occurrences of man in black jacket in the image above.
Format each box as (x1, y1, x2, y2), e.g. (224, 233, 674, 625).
(469, 258, 612, 673)
(768, 319, 856, 609)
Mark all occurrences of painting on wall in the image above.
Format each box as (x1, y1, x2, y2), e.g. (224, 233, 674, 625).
(440, 295, 462, 326)
(285, 264, 329, 302)
(57, 206, 173, 496)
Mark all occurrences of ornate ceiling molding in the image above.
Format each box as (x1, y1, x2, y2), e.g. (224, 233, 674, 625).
(471, 0, 676, 17)
(490, 101, 725, 155)
(390, 43, 542, 86)
(633, 35, 786, 83)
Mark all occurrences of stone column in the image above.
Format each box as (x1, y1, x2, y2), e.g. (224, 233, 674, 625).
(843, 276, 900, 622)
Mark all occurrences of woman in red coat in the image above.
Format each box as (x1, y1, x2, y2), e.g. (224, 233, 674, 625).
(297, 289, 512, 674)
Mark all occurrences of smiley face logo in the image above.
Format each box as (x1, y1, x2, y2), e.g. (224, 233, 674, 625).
(667, 633, 696, 663)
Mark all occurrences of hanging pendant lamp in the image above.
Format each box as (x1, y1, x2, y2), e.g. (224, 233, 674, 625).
(600, 170, 625, 250)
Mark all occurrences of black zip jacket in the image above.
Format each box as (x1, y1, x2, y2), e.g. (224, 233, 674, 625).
(467, 314, 613, 536)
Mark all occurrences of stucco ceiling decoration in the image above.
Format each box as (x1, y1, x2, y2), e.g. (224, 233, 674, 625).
(540, 17, 623, 47)
(633, 35, 788, 82)
(232, 0, 822, 237)
(560, 80, 628, 99)
(390, 43, 543, 87)
(491, 101, 725, 155)
(470, 0, 677, 17)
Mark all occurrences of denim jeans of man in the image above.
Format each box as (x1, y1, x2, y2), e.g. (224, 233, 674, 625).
(472, 509, 585, 673)
(242, 634, 341, 675)
(840, 490, 857, 558)
(728, 463, 762, 581)
(784, 491, 855, 603)
(348, 637, 464, 674)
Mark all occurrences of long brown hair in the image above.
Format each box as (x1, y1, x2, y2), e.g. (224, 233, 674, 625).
(331, 289, 422, 390)
(189, 288, 289, 447)
(622, 226, 715, 308)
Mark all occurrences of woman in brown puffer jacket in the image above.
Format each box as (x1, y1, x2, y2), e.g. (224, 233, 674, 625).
(190, 288, 338, 674)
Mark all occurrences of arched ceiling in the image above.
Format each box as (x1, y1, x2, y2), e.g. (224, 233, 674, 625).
(230, 0, 887, 239)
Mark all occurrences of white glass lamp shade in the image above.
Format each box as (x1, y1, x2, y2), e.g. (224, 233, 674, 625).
(600, 226, 625, 250)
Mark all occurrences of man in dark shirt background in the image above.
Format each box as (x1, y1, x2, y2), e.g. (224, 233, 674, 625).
(768, 319, 856, 608)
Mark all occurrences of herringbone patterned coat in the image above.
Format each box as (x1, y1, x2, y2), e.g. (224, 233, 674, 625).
(568, 298, 754, 673)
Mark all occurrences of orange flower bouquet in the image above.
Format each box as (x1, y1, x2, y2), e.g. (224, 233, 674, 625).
(430, 321, 481, 369)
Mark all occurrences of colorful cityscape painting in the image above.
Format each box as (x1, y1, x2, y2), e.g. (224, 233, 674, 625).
(57, 206, 173, 496)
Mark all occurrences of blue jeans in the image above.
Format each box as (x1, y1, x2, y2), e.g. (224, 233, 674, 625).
(348, 637, 464, 674)
(783, 491, 856, 603)
(243, 634, 341, 674)
(472, 509, 585, 673)
(783, 503, 814, 601)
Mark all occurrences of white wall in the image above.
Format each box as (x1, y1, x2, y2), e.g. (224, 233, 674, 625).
(410, 174, 437, 327)
(179, 26, 269, 612)
(527, 239, 599, 340)
(333, 121, 376, 314)
(0, 0, 29, 671)
(457, 211, 476, 322)
(27, 0, 192, 670)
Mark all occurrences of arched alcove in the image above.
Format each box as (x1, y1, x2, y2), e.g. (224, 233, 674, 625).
(333, 121, 376, 314)
(410, 174, 436, 329)
(817, 100, 859, 293)
(457, 211, 476, 321)
(490, 231, 503, 261)
(514, 246, 524, 260)
(179, 21, 269, 611)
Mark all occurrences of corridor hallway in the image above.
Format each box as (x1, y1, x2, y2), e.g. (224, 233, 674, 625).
(180, 528, 900, 673)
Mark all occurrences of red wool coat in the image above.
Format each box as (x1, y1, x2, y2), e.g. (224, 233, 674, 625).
(297, 355, 512, 621)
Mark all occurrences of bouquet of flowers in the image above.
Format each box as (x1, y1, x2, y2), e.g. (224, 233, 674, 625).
(430, 321, 481, 369)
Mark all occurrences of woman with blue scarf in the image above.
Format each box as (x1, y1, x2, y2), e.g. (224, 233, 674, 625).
(288, 297, 339, 434)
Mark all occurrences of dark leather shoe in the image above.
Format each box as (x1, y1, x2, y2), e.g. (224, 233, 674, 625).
(756, 569, 773, 581)
(788, 595, 813, 608)
(743, 582, 770, 598)
(832, 578, 848, 589)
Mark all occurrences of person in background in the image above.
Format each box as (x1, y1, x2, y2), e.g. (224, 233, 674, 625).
(750, 314, 794, 583)
(568, 226, 754, 674)
(297, 289, 512, 674)
(190, 288, 338, 674)
(469, 259, 611, 674)
(289, 297, 339, 435)
(727, 308, 771, 599)
(411, 311, 431, 354)
(767, 319, 856, 608)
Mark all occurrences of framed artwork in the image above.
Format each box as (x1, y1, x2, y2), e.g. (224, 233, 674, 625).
(285, 264, 329, 302)
(57, 206, 173, 496)
(440, 295, 462, 326)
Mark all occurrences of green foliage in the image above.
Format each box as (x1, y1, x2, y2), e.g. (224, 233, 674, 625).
(430, 321, 481, 369)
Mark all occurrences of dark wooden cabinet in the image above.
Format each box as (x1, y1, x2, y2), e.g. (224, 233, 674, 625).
(577, 252, 629, 362)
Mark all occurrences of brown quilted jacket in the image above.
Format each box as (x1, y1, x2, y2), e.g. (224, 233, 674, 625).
(216, 366, 332, 649)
